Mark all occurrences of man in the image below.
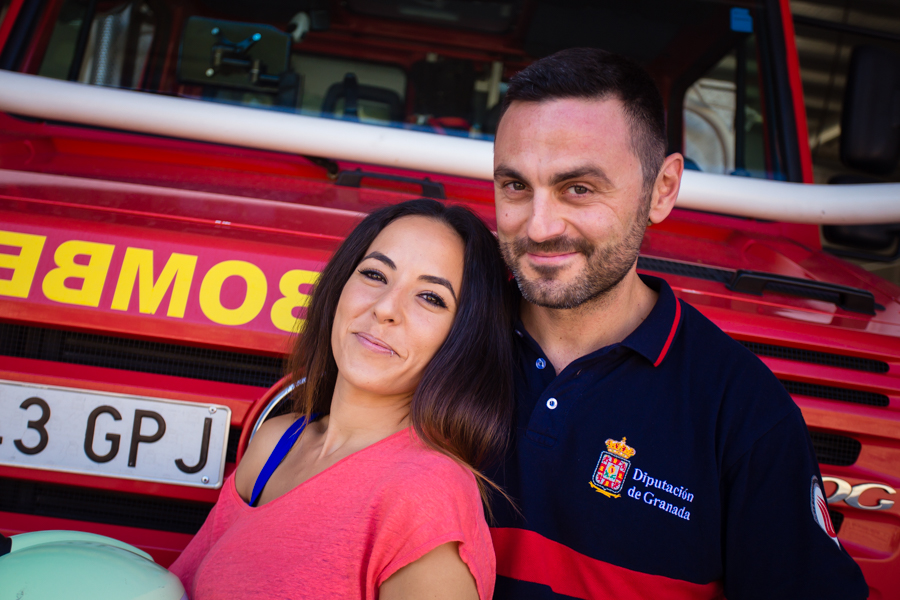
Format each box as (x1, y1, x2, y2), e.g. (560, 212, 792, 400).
(489, 48, 868, 599)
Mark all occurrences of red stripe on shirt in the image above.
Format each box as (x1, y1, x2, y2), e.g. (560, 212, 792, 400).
(654, 299, 682, 367)
(492, 527, 723, 600)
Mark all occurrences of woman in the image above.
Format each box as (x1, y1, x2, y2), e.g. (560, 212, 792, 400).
(170, 199, 514, 600)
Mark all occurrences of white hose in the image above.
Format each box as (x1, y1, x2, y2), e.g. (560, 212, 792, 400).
(1, 70, 898, 225)
(678, 170, 900, 224)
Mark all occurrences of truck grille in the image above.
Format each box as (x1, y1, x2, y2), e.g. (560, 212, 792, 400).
(226, 427, 241, 463)
(809, 432, 862, 466)
(740, 341, 889, 373)
(0, 322, 284, 388)
(0, 478, 212, 534)
(780, 379, 889, 407)
(829, 510, 845, 534)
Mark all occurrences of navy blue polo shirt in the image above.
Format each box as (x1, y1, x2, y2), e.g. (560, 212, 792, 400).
(490, 275, 868, 600)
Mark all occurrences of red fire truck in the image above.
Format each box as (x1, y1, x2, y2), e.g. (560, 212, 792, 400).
(1, 0, 898, 596)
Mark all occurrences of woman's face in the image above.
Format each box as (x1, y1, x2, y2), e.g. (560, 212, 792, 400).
(331, 215, 465, 399)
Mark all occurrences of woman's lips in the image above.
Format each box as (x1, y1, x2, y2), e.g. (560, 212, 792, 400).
(355, 332, 395, 356)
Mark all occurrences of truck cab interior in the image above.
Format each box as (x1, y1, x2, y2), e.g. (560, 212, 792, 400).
(14, 0, 793, 176)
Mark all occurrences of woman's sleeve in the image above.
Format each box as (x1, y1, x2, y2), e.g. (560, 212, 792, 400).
(372, 458, 496, 600)
(168, 475, 239, 595)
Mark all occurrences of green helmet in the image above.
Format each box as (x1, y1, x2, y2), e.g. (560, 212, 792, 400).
(0, 530, 186, 600)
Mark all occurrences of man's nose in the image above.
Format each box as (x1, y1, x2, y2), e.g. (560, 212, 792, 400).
(526, 192, 566, 242)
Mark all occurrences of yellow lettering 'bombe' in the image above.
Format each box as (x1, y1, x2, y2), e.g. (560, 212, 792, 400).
(0, 230, 46, 299)
(111, 248, 198, 318)
(199, 260, 268, 326)
(270, 269, 319, 332)
(2, 228, 318, 333)
(42, 240, 115, 307)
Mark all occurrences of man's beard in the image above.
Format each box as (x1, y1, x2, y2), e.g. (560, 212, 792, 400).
(500, 203, 649, 310)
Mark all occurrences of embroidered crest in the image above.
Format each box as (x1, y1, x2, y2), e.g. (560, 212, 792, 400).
(811, 476, 841, 547)
(590, 437, 636, 498)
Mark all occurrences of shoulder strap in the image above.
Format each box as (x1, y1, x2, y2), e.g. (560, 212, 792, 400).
(249, 415, 313, 507)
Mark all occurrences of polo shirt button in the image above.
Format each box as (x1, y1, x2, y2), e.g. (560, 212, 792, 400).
(535, 358, 546, 370)
(546, 397, 558, 410)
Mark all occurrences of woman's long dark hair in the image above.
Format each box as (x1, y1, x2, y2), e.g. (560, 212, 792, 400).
(286, 198, 515, 506)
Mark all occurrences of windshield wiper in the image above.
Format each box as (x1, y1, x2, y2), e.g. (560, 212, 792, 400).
(637, 257, 878, 315)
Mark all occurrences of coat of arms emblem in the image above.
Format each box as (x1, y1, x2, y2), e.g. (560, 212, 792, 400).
(589, 437, 636, 498)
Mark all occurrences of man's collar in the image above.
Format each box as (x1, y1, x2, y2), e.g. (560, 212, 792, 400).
(621, 275, 682, 367)
(512, 274, 683, 368)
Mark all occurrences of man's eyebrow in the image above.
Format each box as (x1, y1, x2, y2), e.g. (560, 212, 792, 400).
(494, 165, 526, 182)
(419, 275, 457, 304)
(550, 166, 613, 187)
(362, 251, 396, 270)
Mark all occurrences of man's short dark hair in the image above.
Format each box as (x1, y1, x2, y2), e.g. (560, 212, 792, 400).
(500, 47, 667, 193)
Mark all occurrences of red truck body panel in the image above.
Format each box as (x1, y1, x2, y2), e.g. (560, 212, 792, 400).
(1, 0, 898, 596)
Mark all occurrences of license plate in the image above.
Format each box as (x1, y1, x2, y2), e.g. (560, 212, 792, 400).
(0, 380, 231, 488)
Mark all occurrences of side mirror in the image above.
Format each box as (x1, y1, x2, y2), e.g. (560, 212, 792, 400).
(840, 45, 900, 175)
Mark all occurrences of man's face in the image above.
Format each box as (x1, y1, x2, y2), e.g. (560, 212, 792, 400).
(494, 97, 651, 309)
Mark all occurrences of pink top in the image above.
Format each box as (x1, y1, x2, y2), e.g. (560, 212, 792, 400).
(169, 428, 495, 600)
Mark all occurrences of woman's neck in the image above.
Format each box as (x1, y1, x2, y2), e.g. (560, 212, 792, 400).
(313, 376, 412, 459)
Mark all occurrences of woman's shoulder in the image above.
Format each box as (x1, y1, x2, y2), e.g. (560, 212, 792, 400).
(233, 413, 299, 501)
(371, 432, 494, 598)
(376, 430, 481, 499)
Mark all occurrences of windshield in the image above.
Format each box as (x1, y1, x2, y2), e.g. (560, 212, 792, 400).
(19, 0, 786, 181)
